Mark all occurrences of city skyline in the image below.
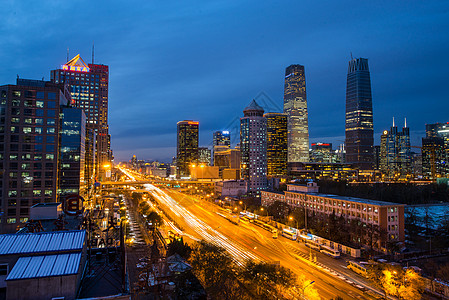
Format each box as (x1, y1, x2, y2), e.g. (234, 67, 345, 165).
(1, 1, 448, 162)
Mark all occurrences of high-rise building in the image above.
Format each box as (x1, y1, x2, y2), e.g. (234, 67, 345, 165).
(345, 58, 374, 170)
(59, 107, 86, 196)
(425, 122, 449, 176)
(0, 79, 71, 233)
(213, 130, 230, 148)
(51, 54, 110, 185)
(240, 100, 267, 195)
(177, 120, 199, 177)
(379, 119, 411, 179)
(198, 147, 211, 166)
(283, 64, 309, 163)
(264, 113, 287, 176)
(310, 143, 335, 163)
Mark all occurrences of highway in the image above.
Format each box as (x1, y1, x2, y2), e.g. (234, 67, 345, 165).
(145, 183, 382, 299)
(117, 167, 383, 299)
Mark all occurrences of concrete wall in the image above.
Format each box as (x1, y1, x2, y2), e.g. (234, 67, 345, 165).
(7, 274, 78, 300)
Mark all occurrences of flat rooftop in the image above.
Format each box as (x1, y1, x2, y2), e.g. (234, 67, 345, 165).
(288, 191, 403, 206)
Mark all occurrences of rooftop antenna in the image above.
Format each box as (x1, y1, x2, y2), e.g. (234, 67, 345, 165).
(350, 52, 353, 60)
(404, 117, 407, 128)
(67, 47, 69, 62)
(393, 117, 395, 127)
(92, 42, 94, 65)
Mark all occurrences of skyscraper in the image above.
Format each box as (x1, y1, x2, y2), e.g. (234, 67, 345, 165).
(212, 130, 230, 165)
(264, 112, 287, 176)
(345, 57, 374, 170)
(177, 120, 199, 177)
(379, 119, 411, 179)
(59, 107, 87, 196)
(283, 64, 309, 163)
(51, 54, 110, 185)
(240, 100, 267, 195)
(422, 122, 449, 179)
(0, 79, 71, 233)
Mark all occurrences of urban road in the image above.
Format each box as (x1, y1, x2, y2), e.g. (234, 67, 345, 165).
(119, 169, 384, 299)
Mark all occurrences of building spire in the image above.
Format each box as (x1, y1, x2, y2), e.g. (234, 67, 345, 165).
(404, 117, 407, 128)
(92, 42, 95, 65)
(393, 117, 395, 127)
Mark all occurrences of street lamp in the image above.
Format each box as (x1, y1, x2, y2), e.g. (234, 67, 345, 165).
(289, 216, 298, 229)
(260, 207, 268, 218)
(239, 201, 247, 212)
(302, 280, 315, 298)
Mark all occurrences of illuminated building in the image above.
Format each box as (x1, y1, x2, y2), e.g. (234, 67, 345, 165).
(51, 54, 110, 185)
(240, 100, 267, 195)
(198, 147, 211, 166)
(264, 112, 287, 176)
(310, 143, 335, 163)
(379, 119, 411, 179)
(177, 120, 199, 177)
(0, 79, 71, 233)
(288, 162, 357, 181)
(262, 184, 405, 245)
(422, 137, 446, 179)
(283, 64, 309, 163)
(345, 58, 374, 170)
(212, 130, 230, 165)
(425, 122, 449, 177)
(59, 107, 86, 196)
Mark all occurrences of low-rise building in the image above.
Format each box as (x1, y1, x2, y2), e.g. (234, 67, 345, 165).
(215, 180, 247, 199)
(262, 183, 405, 245)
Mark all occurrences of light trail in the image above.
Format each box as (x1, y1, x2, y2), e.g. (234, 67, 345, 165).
(143, 183, 259, 265)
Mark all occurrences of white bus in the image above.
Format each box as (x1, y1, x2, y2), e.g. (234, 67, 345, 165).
(282, 228, 297, 241)
(305, 240, 321, 251)
(347, 261, 370, 277)
(320, 245, 340, 258)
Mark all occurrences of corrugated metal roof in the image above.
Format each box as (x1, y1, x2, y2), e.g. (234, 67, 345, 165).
(6, 252, 82, 280)
(0, 230, 85, 255)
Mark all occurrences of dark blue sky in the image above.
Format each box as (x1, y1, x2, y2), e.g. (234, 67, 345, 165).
(1, 1, 448, 162)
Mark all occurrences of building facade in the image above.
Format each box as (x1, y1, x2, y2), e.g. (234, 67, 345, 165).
(424, 122, 449, 178)
(310, 143, 336, 163)
(0, 79, 70, 233)
(59, 107, 86, 196)
(177, 120, 199, 177)
(379, 119, 411, 179)
(51, 54, 110, 185)
(264, 112, 287, 176)
(198, 147, 211, 166)
(262, 184, 405, 244)
(240, 100, 267, 195)
(345, 58, 374, 170)
(283, 64, 309, 163)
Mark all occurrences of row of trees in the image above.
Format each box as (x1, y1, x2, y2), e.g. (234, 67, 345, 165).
(367, 263, 425, 300)
(168, 240, 326, 300)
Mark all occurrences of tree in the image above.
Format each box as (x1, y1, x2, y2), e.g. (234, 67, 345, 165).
(268, 200, 291, 221)
(146, 211, 162, 228)
(167, 238, 192, 259)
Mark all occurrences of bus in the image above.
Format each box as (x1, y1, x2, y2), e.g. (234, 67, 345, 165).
(282, 228, 297, 241)
(254, 220, 278, 239)
(299, 233, 312, 242)
(347, 261, 370, 277)
(305, 240, 321, 251)
(240, 216, 250, 224)
(320, 245, 340, 258)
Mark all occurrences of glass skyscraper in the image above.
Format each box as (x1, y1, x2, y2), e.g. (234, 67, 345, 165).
(51, 54, 110, 184)
(264, 112, 287, 176)
(345, 58, 374, 170)
(283, 64, 309, 163)
(177, 120, 199, 177)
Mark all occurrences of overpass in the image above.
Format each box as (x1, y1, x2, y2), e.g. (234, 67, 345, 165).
(100, 180, 216, 186)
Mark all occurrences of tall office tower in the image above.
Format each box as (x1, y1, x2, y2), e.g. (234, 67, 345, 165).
(379, 119, 411, 179)
(240, 100, 267, 195)
(198, 147, 211, 166)
(283, 64, 309, 163)
(131, 155, 137, 169)
(51, 54, 110, 185)
(59, 107, 86, 196)
(264, 113, 287, 176)
(177, 120, 199, 177)
(425, 122, 449, 175)
(422, 137, 446, 179)
(345, 58, 374, 170)
(212, 130, 230, 165)
(0, 79, 71, 233)
(310, 143, 335, 163)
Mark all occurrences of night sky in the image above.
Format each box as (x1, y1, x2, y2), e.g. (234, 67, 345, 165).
(1, 1, 448, 162)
